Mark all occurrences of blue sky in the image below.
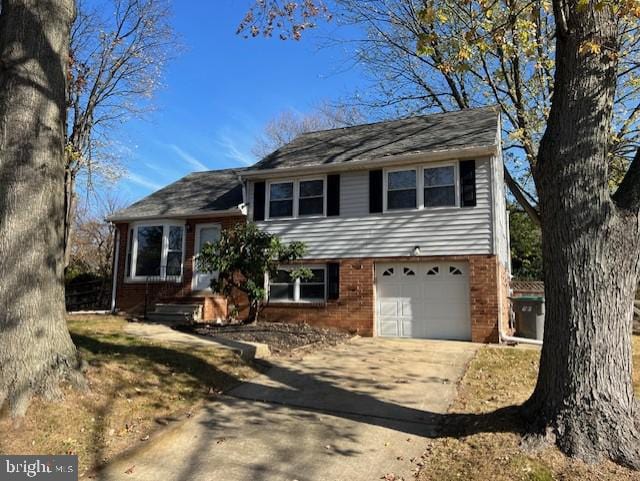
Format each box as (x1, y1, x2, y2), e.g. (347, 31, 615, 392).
(115, 0, 365, 204)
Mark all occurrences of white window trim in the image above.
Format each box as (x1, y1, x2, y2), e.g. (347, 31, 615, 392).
(423, 161, 460, 209)
(191, 223, 222, 292)
(383, 167, 418, 212)
(127, 220, 186, 283)
(266, 176, 327, 220)
(267, 265, 327, 303)
(382, 161, 460, 213)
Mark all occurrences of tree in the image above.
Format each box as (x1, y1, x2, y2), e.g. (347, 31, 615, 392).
(253, 103, 363, 158)
(64, 0, 176, 268)
(243, 0, 640, 467)
(0, 0, 84, 417)
(240, 0, 640, 226)
(509, 205, 543, 280)
(197, 223, 309, 323)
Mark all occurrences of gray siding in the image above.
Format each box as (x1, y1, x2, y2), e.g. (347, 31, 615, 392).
(249, 157, 495, 259)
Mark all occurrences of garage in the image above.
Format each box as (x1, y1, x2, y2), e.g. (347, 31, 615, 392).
(375, 262, 471, 340)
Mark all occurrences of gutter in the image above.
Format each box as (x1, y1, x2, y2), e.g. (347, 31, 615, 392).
(240, 144, 498, 180)
(106, 206, 245, 223)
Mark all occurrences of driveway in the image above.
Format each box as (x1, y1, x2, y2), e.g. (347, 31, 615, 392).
(99, 337, 478, 481)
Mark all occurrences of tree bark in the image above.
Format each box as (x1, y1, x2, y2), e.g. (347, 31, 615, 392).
(63, 165, 76, 269)
(0, 0, 83, 417)
(526, 1, 640, 467)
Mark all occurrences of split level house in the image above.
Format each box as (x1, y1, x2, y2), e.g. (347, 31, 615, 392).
(108, 107, 511, 343)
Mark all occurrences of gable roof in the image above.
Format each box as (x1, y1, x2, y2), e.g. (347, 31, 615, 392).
(247, 106, 499, 173)
(108, 168, 245, 222)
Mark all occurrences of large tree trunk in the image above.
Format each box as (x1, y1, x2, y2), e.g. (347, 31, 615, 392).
(0, 0, 83, 417)
(526, 2, 640, 467)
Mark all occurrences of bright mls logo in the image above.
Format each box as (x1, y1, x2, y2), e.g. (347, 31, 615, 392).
(0, 456, 77, 481)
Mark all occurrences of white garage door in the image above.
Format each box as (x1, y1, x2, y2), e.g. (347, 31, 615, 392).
(376, 262, 471, 340)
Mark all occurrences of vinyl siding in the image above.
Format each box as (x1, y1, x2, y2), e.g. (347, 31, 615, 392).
(491, 129, 510, 270)
(248, 157, 494, 259)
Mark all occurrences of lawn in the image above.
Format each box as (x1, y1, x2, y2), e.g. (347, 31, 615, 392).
(0, 316, 260, 478)
(418, 336, 640, 481)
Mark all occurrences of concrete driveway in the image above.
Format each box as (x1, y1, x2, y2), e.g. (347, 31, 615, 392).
(99, 337, 478, 481)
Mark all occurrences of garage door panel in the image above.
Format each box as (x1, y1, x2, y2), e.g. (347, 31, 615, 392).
(376, 262, 471, 341)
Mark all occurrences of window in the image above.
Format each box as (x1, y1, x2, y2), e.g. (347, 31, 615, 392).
(128, 222, 185, 280)
(403, 267, 415, 276)
(424, 165, 456, 207)
(269, 182, 294, 218)
(387, 169, 417, 210)
(298, 179, 324, 216)
(269, 266, 326, 303)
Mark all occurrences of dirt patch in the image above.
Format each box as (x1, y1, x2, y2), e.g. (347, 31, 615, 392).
(417, 338, 640, 481)
(179, 322, 351, 356)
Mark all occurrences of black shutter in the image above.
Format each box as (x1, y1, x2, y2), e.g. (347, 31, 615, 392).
(459, 160, 477, 207)
(327, 174, 340, 216)
(253, 181, 266, 221)
(369, 170, 383, 213)
(327, 262, 340, 300)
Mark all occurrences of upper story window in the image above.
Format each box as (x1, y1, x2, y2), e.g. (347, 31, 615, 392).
(299, 179, 324, 216)
(387, 169, 417, 210)
(424, 165, 456, 207)
(128, 222, 185, 281)
(269, 182, 294, 218)
(267, 178, 325, 219)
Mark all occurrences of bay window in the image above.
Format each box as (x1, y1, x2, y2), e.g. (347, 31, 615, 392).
(128, 222, 185, 281)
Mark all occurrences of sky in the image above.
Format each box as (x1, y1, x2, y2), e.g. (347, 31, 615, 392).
(114, 0, 366, 204)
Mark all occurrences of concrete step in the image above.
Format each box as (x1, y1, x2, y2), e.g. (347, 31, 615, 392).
(147, 311, 195, 324)
(154, 303, 202, 315)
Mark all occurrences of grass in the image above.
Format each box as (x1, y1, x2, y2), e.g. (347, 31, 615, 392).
(0, 316, 260, 478)
(418, 336, 640, 481)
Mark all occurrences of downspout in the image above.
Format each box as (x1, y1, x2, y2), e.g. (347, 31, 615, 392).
(110, 226, 120, 314)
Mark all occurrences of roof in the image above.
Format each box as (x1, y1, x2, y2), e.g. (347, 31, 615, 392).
(108, 168, 245, 221)
(248, 106, 499, 172)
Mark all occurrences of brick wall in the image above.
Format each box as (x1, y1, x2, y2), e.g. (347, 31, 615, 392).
(114, 216, 245, 320)
(261, 258, 376, 336)
(261, 254, 506, 343)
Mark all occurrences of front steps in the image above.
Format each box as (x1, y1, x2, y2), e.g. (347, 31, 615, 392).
(147, 303, 203, 324)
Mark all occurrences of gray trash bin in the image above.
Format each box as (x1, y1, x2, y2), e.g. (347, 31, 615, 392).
(512, 296, 545, 340)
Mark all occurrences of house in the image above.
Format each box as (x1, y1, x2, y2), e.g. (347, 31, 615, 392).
(108, 106, 511, 342)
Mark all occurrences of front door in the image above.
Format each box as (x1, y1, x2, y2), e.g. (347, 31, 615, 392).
(192, 223, 221, 291)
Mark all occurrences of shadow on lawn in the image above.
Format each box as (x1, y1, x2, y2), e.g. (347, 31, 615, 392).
(81, 335, 524, 481)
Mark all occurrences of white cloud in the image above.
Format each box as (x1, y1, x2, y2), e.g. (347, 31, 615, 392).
(168, 144, 209, 171)
(126, 172, 162, 191)
(214, 133, 255, 166)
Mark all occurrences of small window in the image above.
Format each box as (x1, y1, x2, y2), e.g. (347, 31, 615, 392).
(269, 269, 295, 301)
(166, 226, 184, 277)
(449, 266, 463, 275)
(269, 182, 294, 218)
(382, 268, 395, 277)
(403, 267, 415, 276)
(135, 225, 163, 276)
(427, 266, 439, 276)
(300, 268, 326, 301)
(269, 266, 326, 303)
(424, 166, 456, 207)
(299, 179, 324, 216)
(387, 170, 417, 210)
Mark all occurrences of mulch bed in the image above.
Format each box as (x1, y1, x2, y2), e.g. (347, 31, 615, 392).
(177, 322, 351, 355)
